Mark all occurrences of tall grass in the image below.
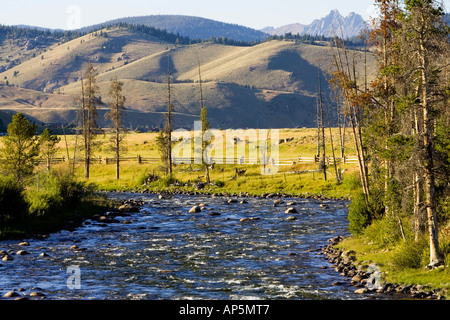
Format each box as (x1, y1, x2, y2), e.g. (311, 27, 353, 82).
(26, 169, 95, 217)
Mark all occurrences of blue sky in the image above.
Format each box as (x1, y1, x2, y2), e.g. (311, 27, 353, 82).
(1, 0, 448, 30)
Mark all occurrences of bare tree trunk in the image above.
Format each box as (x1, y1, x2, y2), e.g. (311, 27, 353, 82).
(419, 37, 443, 266)
(318, 67, 327, 181)
(167, 60, 173, 176)
(197, 57, 210, 184)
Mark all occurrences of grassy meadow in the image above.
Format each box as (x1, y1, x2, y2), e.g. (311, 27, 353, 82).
(47, 127, 360, 198)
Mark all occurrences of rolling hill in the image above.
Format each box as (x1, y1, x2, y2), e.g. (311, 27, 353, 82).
(0, 24, 374, 130)
(81, 15, 269, 42)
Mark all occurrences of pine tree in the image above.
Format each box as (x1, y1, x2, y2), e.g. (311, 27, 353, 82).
(39, 128, 60, 172)
(399, 0, 448, 267)
(0, 113, 38, 183)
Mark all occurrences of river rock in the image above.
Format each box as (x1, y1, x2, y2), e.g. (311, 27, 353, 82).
(240, 218, 252, 222)
(208, 212, 221, 216)
(240, 200, 248, 204)
(273, 199, 284, 206)
(39, 252, 50, 258)
(286, 216, 297, 221)
(354, 288, 368, 294)
(285, 207, 298, 214)
(189, 206, 201, 213)
(16, 250, 30, 255)
(98, 216, 120, 223)
(227, 199, 238, 204)
(351, 274, 364, 283)
(4, 291, 20, 298)
(342, 250, 356, 258)
(2, 254, 14, 261)
(19, 242, 30, 246)
(30, 291, 46, 297)
(286, 202, 297, 206)
(118, 203, 140, 213)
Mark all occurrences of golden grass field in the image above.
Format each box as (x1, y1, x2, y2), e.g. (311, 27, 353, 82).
(42, 128, 360, 198)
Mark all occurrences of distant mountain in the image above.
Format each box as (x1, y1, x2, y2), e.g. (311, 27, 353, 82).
(261, 23, 305, 36)
(445, 13, 450, 25)
(263, 10, 367, 39)
(84, 15, 269, 42)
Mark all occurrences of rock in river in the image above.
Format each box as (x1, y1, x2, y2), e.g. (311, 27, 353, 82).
(118, 203, 140, 213)
(4, 291, 21, 298)
(285, 207, 298, 214)
(2, 254, 14, 261)
(189, 206, 201, 213)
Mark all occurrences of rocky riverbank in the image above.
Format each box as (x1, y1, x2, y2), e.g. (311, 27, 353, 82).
(321, 236, 447, 300)
(110, 188, 350, 202)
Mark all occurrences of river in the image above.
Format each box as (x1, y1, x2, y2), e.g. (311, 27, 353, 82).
(0, 193, 399, 300)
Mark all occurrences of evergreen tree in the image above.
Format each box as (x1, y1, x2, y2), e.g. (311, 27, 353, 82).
(39, 128, 60, 172)
(0, 113, 38, 183)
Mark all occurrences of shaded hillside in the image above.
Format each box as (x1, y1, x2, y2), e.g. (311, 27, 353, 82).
(0, 26, 374, 129)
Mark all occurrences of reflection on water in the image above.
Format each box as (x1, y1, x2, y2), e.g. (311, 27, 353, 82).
(0, 194, 393, 300)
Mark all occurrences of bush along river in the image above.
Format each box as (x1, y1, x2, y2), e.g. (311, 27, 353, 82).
(0, 193, 415, 300)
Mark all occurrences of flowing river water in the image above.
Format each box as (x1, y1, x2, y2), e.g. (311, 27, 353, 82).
(0, 193, 401, 300)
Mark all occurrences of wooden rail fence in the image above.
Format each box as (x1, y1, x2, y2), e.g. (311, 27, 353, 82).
(36, 155, 359, 166)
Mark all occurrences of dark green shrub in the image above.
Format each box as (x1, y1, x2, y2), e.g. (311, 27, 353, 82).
(213, 180, 225, 187)
(392, 236, 428, 270)
(0, 176, 28, 223)
(348, 191, 373, 235)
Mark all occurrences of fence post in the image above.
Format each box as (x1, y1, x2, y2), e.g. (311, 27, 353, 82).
(137, 155, 142, 164)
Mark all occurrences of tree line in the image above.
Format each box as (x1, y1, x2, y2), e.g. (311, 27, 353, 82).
(330, 0, 449, 268)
